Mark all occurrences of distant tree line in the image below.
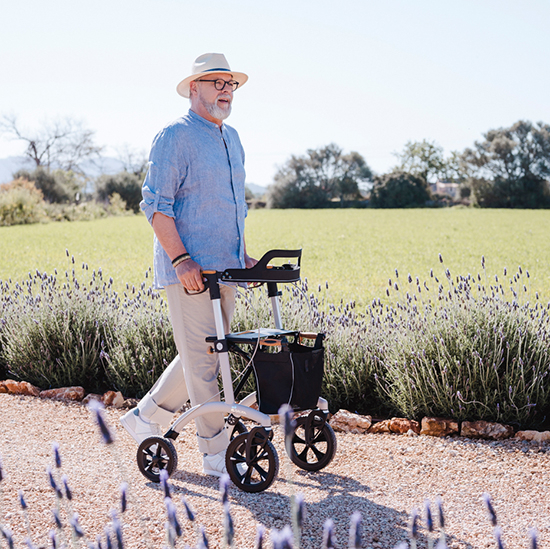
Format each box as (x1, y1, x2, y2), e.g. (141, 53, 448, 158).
(266, 120, 550, 209)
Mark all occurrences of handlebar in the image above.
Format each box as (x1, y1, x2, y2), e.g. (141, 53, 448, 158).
(221, 249, 301, 283)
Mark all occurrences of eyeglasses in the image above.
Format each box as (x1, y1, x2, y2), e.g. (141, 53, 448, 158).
(196, 78, 240, 92)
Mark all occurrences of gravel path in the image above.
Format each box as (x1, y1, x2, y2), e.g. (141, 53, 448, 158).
(1, 393, 550, 549)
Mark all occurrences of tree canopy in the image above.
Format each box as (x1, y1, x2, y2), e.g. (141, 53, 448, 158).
(461, 120, 550, 208)
(267, 144, 372, 208)
(369, 171, 432, 208)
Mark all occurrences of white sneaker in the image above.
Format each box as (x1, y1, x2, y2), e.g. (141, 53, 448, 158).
(202, 450, 227, 477)
(120, 408, 163, 444)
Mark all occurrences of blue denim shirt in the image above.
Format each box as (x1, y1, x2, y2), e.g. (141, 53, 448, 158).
(140, 109, 247, 289)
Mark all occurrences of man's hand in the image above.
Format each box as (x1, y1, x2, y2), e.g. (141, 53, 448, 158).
(175, 259, 204, 292)
(244, 253, 258, 269)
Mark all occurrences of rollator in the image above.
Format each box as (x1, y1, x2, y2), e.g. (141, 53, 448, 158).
(135, 249, 337, 493)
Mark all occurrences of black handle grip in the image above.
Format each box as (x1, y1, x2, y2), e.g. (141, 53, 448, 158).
(221, 249, 302, 283)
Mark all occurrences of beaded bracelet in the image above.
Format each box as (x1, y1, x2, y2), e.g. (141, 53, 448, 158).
(172, 253, 191, 268)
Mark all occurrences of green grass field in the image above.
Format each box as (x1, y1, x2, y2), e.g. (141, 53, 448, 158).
(1, 208, 549, 306)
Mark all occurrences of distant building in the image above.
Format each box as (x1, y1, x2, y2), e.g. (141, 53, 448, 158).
(430, 179, 460, 199)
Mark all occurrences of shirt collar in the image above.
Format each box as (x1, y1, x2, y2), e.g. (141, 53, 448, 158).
(188, 109, 225, 132)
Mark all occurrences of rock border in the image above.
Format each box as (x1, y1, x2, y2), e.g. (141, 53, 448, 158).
(2, 380, 549, 443)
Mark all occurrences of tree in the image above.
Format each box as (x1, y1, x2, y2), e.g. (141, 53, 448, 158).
(0, 114, 103, 174)
(392, 139, 449, 184)
(267, 144, 372, 208)
(369, 171, 432, 208)
(95, 171, 143, 213)
(461, 120, 550, 208)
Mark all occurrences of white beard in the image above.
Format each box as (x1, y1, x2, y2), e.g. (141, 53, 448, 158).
(200, 92, 232, 121)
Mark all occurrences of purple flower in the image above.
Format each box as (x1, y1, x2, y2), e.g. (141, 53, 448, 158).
(52, 508, 62, 529)
(87, 400, 114, 445)
(482, 493, 497, 526)
(411, 508, 419, 539)
(164, 497, 182, 537)
(52, 442, 62, 468)
(19, 490, 27, 510)
(120, 482, 128, 513)
(295, 493, 305, 530)
(181, 495, 195, 522)
(159, 469, 171, 499)
(322, 519, 335, 549)
(48, 530, 57, 549)
(220, 473, 230, 505)
(349, 511, 361, 549)
(436, 496, 445, 529)
(223, 502, 234, 547)
(255, 524, 265, 549)
(425, 499, 433, 532)
(69, 513, 85, 538)
(62, 475, 72, 501)
(198, 526, 209, 549)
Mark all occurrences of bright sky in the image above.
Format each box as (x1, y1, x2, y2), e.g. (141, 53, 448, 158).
(1, 0, 549, 187)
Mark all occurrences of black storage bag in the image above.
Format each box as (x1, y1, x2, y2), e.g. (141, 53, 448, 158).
(252, 335, 324, 414)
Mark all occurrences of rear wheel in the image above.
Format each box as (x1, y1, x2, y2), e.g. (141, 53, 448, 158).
(136, 437, 178, 482)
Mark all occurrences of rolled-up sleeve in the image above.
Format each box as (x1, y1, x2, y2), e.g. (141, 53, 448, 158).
(140, 128, 187, 224)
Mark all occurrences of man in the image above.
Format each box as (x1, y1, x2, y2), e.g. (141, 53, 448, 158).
(120, 53, 256, 477)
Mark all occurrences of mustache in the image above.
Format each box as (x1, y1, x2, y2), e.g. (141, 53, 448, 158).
(217, 94, 232, 103)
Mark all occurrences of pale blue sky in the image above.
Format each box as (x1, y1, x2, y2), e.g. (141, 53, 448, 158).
(1, 0, 549, 187)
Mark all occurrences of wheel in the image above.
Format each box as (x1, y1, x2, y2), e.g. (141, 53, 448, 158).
(226, 428, 279, 493)
(136, 436, 178, 483)
(289, 413, 337, 471)
(229, 419, 248, 440)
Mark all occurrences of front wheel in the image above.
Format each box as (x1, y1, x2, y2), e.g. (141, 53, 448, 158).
(226, 428, 278, 493)
(289, 413, 337, 471)
(136, 437, 178, 483)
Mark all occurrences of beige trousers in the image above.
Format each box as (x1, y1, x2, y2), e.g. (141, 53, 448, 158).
(137, 283, 235, 455)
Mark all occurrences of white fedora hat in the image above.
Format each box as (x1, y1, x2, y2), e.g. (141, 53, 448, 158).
(176, 53, 248, 98)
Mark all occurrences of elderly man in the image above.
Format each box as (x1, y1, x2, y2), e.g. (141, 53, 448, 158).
(120, 53, 256, 477)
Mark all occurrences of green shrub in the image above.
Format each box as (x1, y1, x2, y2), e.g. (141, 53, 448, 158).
(0, 178, 47, 226)
(14, 167, 83, 204)
(95, 171, 143, 213)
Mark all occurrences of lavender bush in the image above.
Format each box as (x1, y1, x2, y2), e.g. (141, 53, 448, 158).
(1, 253, 550, 427)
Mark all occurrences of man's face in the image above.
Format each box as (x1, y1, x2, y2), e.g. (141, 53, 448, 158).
(191, 72, 234, 123)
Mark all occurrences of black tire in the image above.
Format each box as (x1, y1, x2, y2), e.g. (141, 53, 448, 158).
(226, 430, 279, 493)
(289, 415, 337, 471)
(229, 419, 248, 440)
(136, 437, 178, 483)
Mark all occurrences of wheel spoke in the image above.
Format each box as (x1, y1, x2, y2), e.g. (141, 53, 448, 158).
(254, 463, 268, 481)
(297, 447, 310, 462)
(311, 445, 326, 461)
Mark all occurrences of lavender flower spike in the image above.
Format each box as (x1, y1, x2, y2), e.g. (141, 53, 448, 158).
(48, 530, 57, 549)
(349, 511, 362, 549)
(19, 490, 28, 510)
(120, 482, 128, 513)
(164, 497, 182, 537)
(69, 513, 85, 538)
(180, 495, 195, 522)
(435, 496, 445, 529)
(223, 502, 235, 547)
(482, 493, 497, 526)
(159, 469, 171, 499)
(198, 526, 209, 549)
(410, 508, 419, 539)
(255, 524, 265, 549)
(52, 442, 62, 468)
(322, 519, 336, 549)
(425, 499, 434, 532)
(279, 404, 296, 456)
(88, 400, 114, 445)
(62, 475, 72, 501)
(0, 455, 4, 482)
(493, 526, 504, 549)
(295, 493, 305, 530)
(220, 473, 230, 505)
(528, 527, 538, 549)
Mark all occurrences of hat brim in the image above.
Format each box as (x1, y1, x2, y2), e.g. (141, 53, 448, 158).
(176, 69, 248, 98)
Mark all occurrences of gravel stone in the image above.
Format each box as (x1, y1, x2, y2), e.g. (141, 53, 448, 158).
(1, 393, 549, 548)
